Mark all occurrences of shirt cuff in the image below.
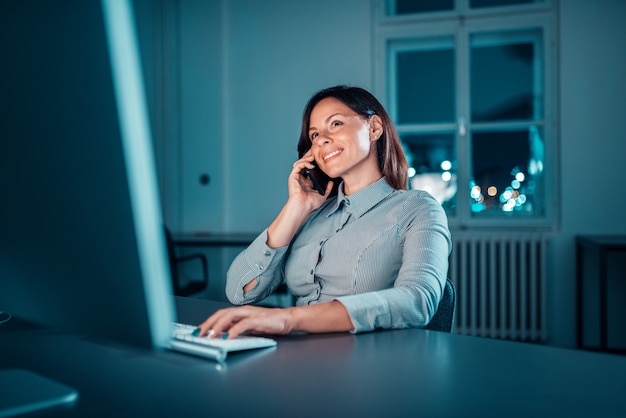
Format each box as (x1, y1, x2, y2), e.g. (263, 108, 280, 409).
(335, 292, 391, 333)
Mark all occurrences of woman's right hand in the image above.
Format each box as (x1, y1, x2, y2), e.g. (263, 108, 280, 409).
(265, 151, 333, 248)
(287, 150, 333, 210)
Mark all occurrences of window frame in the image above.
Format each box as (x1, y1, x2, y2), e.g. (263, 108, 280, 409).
(373, 0, 558, 230)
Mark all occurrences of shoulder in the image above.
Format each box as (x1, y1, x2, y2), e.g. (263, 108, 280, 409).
(394, 188, 443, 210)
(390, 188, 448, 224)
(392, 189, 451, 249)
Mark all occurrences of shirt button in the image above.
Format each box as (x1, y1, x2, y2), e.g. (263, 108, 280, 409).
(309, 269, 314, 275)
(264, 250, 271, 256)
(336, 229, 340, 233)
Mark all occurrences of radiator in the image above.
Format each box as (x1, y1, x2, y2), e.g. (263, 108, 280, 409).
(449, 232, 548, 342)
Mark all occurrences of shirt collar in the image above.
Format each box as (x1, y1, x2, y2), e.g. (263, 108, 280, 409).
(328, 177, 395, 219)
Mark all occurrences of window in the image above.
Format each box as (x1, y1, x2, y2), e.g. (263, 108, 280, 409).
(375, 0, 556, 228)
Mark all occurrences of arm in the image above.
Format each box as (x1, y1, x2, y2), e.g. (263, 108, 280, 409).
(337, 194, 451, 332)
(225, 152, 333, 303)
(197, 300, 354, 339)
(240, 194, 322, 296)
(266, 152, 334, 248)
(224, 230, 288, 304)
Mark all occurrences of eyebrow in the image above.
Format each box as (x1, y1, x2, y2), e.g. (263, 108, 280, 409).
(309, 112, 343, 132)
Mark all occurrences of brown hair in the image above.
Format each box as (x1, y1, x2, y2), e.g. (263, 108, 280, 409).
(297, 85, 408, 191)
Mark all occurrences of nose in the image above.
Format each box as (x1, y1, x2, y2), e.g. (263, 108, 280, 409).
(314, 130, 332, 147)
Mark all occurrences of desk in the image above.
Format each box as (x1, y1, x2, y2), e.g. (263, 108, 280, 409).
(577, 235, 626, 353)
(3, 297, 626, 417)
(172, 232, 258, 247)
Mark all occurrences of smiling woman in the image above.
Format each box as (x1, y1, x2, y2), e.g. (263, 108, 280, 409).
(298, 85, 409, 195)
(197, 86, 451, 340)
(306, 100, 380, 195)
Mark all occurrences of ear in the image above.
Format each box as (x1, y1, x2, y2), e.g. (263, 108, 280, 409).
(369, 114, 384, 143)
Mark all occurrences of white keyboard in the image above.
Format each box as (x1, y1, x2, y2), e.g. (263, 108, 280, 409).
(169, 323, 277, 363)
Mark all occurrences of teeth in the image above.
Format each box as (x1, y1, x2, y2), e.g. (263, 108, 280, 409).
(323, 149, 342, 160)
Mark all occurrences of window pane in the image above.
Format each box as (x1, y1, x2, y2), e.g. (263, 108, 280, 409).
(470, 0, 542, 8)
(388, 0, 454, 15)
(403, 133, 457, 215)
(469, 128, 544, 216)
(470, 29, 543, 122)
(395, 42, 455, 124)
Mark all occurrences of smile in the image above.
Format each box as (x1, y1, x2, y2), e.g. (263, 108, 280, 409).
(323, 149, 343, 161)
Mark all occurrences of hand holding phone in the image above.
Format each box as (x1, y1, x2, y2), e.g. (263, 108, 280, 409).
(302, 163, 325, 195)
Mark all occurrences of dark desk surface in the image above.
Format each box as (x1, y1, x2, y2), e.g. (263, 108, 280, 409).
(172, 232, 259, 247)
(576, 234, 626, 248)
(3, 297, 626, 417)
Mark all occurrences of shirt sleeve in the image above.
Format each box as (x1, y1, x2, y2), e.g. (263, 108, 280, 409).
(225, 229, 289, 305)
(336, 195, 451, 333)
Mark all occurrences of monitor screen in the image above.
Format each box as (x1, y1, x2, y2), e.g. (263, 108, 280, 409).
(0, 0, 175, 349)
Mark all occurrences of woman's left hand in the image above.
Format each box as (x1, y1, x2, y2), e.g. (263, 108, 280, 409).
(196, 305, 294, 339)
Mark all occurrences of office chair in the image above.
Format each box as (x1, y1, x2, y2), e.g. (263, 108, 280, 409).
(163, 226, 209, 296)
(424, 278, 456, 333)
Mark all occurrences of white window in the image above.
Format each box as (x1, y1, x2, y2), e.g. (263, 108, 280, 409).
(374, 0, 557, 228)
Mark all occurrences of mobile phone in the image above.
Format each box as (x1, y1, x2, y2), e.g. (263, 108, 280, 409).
(303, 163, 325, 195)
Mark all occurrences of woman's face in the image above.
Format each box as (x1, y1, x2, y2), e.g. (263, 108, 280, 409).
(308, 97, 382, 193)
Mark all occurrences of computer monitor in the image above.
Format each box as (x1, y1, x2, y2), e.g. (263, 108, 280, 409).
(0, 0, 175, 349)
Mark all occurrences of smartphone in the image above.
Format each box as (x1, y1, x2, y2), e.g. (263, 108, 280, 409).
(302, 162, 326, 195)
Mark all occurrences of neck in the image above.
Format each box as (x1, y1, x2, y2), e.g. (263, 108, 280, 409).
(342, 173, 383, 196)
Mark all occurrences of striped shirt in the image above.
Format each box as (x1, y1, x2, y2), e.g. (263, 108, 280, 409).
(225, 177, 451, 333)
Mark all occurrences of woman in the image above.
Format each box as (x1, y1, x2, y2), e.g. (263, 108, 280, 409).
(198, 85, 451, 338)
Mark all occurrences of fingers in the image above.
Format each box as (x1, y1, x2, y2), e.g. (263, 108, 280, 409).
(197, 307, 233, 337)
(196, 306, 291, 339)
(291, 160, 314, 174)
(224, 317, 260, 339)
(288, 158, 319, 198)
(291, 151, 315, 172)
(324, 180, 334, 195)
(196, 306, 260, 339)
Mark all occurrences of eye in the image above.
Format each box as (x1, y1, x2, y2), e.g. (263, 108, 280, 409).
(331, 119, 343, 128)
(310, 132, 319, 141)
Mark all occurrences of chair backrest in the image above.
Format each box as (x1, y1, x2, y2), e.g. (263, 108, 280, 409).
(162, 226, 178, 283)
(424, 278, 456, 333)
(163, 225, 209, 296)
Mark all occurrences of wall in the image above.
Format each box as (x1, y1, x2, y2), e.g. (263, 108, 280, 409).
(551, 0, 626, 347)
(138, 0, 626, 346)
(135, 0, 225, 233)
(222, 0, 373, 232)
(137, 0, 373, 233)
